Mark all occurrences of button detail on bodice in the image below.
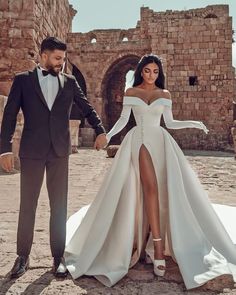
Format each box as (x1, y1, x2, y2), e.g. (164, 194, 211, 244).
(140, 115, 144, 142)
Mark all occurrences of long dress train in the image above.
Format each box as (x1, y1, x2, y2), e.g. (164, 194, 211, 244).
(65, 96, 236, 289)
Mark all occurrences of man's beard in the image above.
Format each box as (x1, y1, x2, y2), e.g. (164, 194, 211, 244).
(46, 64, 62, 74)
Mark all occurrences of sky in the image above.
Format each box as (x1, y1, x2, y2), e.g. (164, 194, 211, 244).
(68, 0, 236, 68)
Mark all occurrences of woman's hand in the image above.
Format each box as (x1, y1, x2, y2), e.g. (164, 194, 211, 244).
(199, 122, 209, 134)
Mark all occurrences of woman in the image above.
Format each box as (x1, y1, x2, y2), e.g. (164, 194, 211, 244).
(65, 54, 236, 289)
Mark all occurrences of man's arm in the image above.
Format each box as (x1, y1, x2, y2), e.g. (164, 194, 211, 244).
(72, 77, 107, 149)
(0, 75, 22, 171)
(72, 77, 105, 136)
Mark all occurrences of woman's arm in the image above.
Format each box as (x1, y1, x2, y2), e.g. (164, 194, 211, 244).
(163, 102, 209, 134)
(106, 104, 132, 143)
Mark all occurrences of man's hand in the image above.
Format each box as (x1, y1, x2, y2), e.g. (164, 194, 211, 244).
(0, 154, 14, 172)
(94, 134, 108, 151)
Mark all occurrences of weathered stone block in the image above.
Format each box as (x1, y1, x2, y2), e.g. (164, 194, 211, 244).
(0, 0, 8, 10)
(9, 0, 23, 12)
(9, 28, 22, 38)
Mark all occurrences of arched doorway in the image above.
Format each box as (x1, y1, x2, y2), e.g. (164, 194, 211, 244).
(101, 54, 140, 144)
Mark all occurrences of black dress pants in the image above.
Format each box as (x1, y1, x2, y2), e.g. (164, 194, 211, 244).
(17, 146, 69, 258)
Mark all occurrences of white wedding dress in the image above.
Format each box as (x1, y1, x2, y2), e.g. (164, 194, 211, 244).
(65, 96, 236, 289)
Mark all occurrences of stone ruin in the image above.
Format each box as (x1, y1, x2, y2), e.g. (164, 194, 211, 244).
(0, 1, 236, 160)
(0, 0, 79, 162)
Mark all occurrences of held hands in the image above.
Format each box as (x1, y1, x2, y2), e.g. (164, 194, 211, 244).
(0, 154, 14, 172)
(199, 122, 209, 134)
(94, 133, 108, 151)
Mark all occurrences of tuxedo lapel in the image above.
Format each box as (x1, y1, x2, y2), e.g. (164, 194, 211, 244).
(51, 73, 65, 108)
(58, 72, 65, 88)
(30, 68, 49, 109)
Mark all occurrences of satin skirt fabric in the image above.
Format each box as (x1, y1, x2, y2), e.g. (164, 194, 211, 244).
(65, 126, 236, 289)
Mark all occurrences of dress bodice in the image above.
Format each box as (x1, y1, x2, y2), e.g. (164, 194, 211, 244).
(106, 96, 206, 143)
(123, 96, 172, 127)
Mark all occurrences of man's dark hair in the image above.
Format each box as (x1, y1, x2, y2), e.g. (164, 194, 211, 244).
(40, 37, 67, 53)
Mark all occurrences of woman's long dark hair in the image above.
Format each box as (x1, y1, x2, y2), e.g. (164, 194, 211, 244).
(133, 54, 165, 89)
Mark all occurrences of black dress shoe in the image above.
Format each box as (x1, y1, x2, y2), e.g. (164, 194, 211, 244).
(10, 256, 29, 279)
(52, 257, 68, 278)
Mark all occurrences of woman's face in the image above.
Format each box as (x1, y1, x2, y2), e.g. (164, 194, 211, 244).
(141, 62, 159, 85)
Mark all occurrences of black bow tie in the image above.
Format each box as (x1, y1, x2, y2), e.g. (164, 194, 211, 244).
(42, 69, 58, 77)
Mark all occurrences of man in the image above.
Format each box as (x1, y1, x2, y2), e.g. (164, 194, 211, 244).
(0, 37, 107, 278)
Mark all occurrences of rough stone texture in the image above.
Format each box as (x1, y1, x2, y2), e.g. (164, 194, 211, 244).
(67, 5, 235, 151)
(0, 0, 76, 157)
(231, 121, 236, 157)
(33, 0, 76, 59)
(0, 149, 236, 294)
(0, 95, 7, 123)
(70, 119, 81, 149)
(0, 3, 236, 153)
(79, 127, 96, 147)
(0, 0, 76, 95)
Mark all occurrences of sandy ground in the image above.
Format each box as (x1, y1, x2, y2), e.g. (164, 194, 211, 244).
(0, 149, 236, 295)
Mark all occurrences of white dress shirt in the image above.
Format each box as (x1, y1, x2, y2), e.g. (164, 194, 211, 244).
(37, 66, 59, 110)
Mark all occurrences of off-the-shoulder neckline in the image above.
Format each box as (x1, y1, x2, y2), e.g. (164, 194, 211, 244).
(123, 96, 171, 107)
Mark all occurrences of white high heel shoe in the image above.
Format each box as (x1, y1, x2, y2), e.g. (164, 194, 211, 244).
(153, 238, 166, 277)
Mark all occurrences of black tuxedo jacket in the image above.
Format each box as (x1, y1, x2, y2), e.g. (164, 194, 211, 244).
(0, 68, 105, 158)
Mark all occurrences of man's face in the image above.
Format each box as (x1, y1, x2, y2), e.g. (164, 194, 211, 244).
(41, 49, 66, 73)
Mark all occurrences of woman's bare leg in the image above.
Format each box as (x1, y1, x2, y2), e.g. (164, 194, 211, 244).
(139, 144, 164, 261)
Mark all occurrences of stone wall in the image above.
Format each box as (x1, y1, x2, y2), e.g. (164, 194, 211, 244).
(67, 5, 235, 151)
(0, 0, 35, 95)
(0, 0, 77, 158)
(0, 3, 235, 151)
(0, 0, 76, 95)
(0, 95, 7, 124)
(67, 28, 151, 142)
(145, 5, 234, 150)
(33, 0, 76, 57)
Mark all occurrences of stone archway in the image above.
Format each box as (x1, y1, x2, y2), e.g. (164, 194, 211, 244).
(101, 54, 140, 144)
(66, 5, 235, 150)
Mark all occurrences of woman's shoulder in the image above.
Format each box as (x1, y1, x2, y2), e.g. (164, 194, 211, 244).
(160, 89, 171, 100)
(124, 87, 138, 97)
(124, 87, 172, 100)
(123, 88, 142, 105)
